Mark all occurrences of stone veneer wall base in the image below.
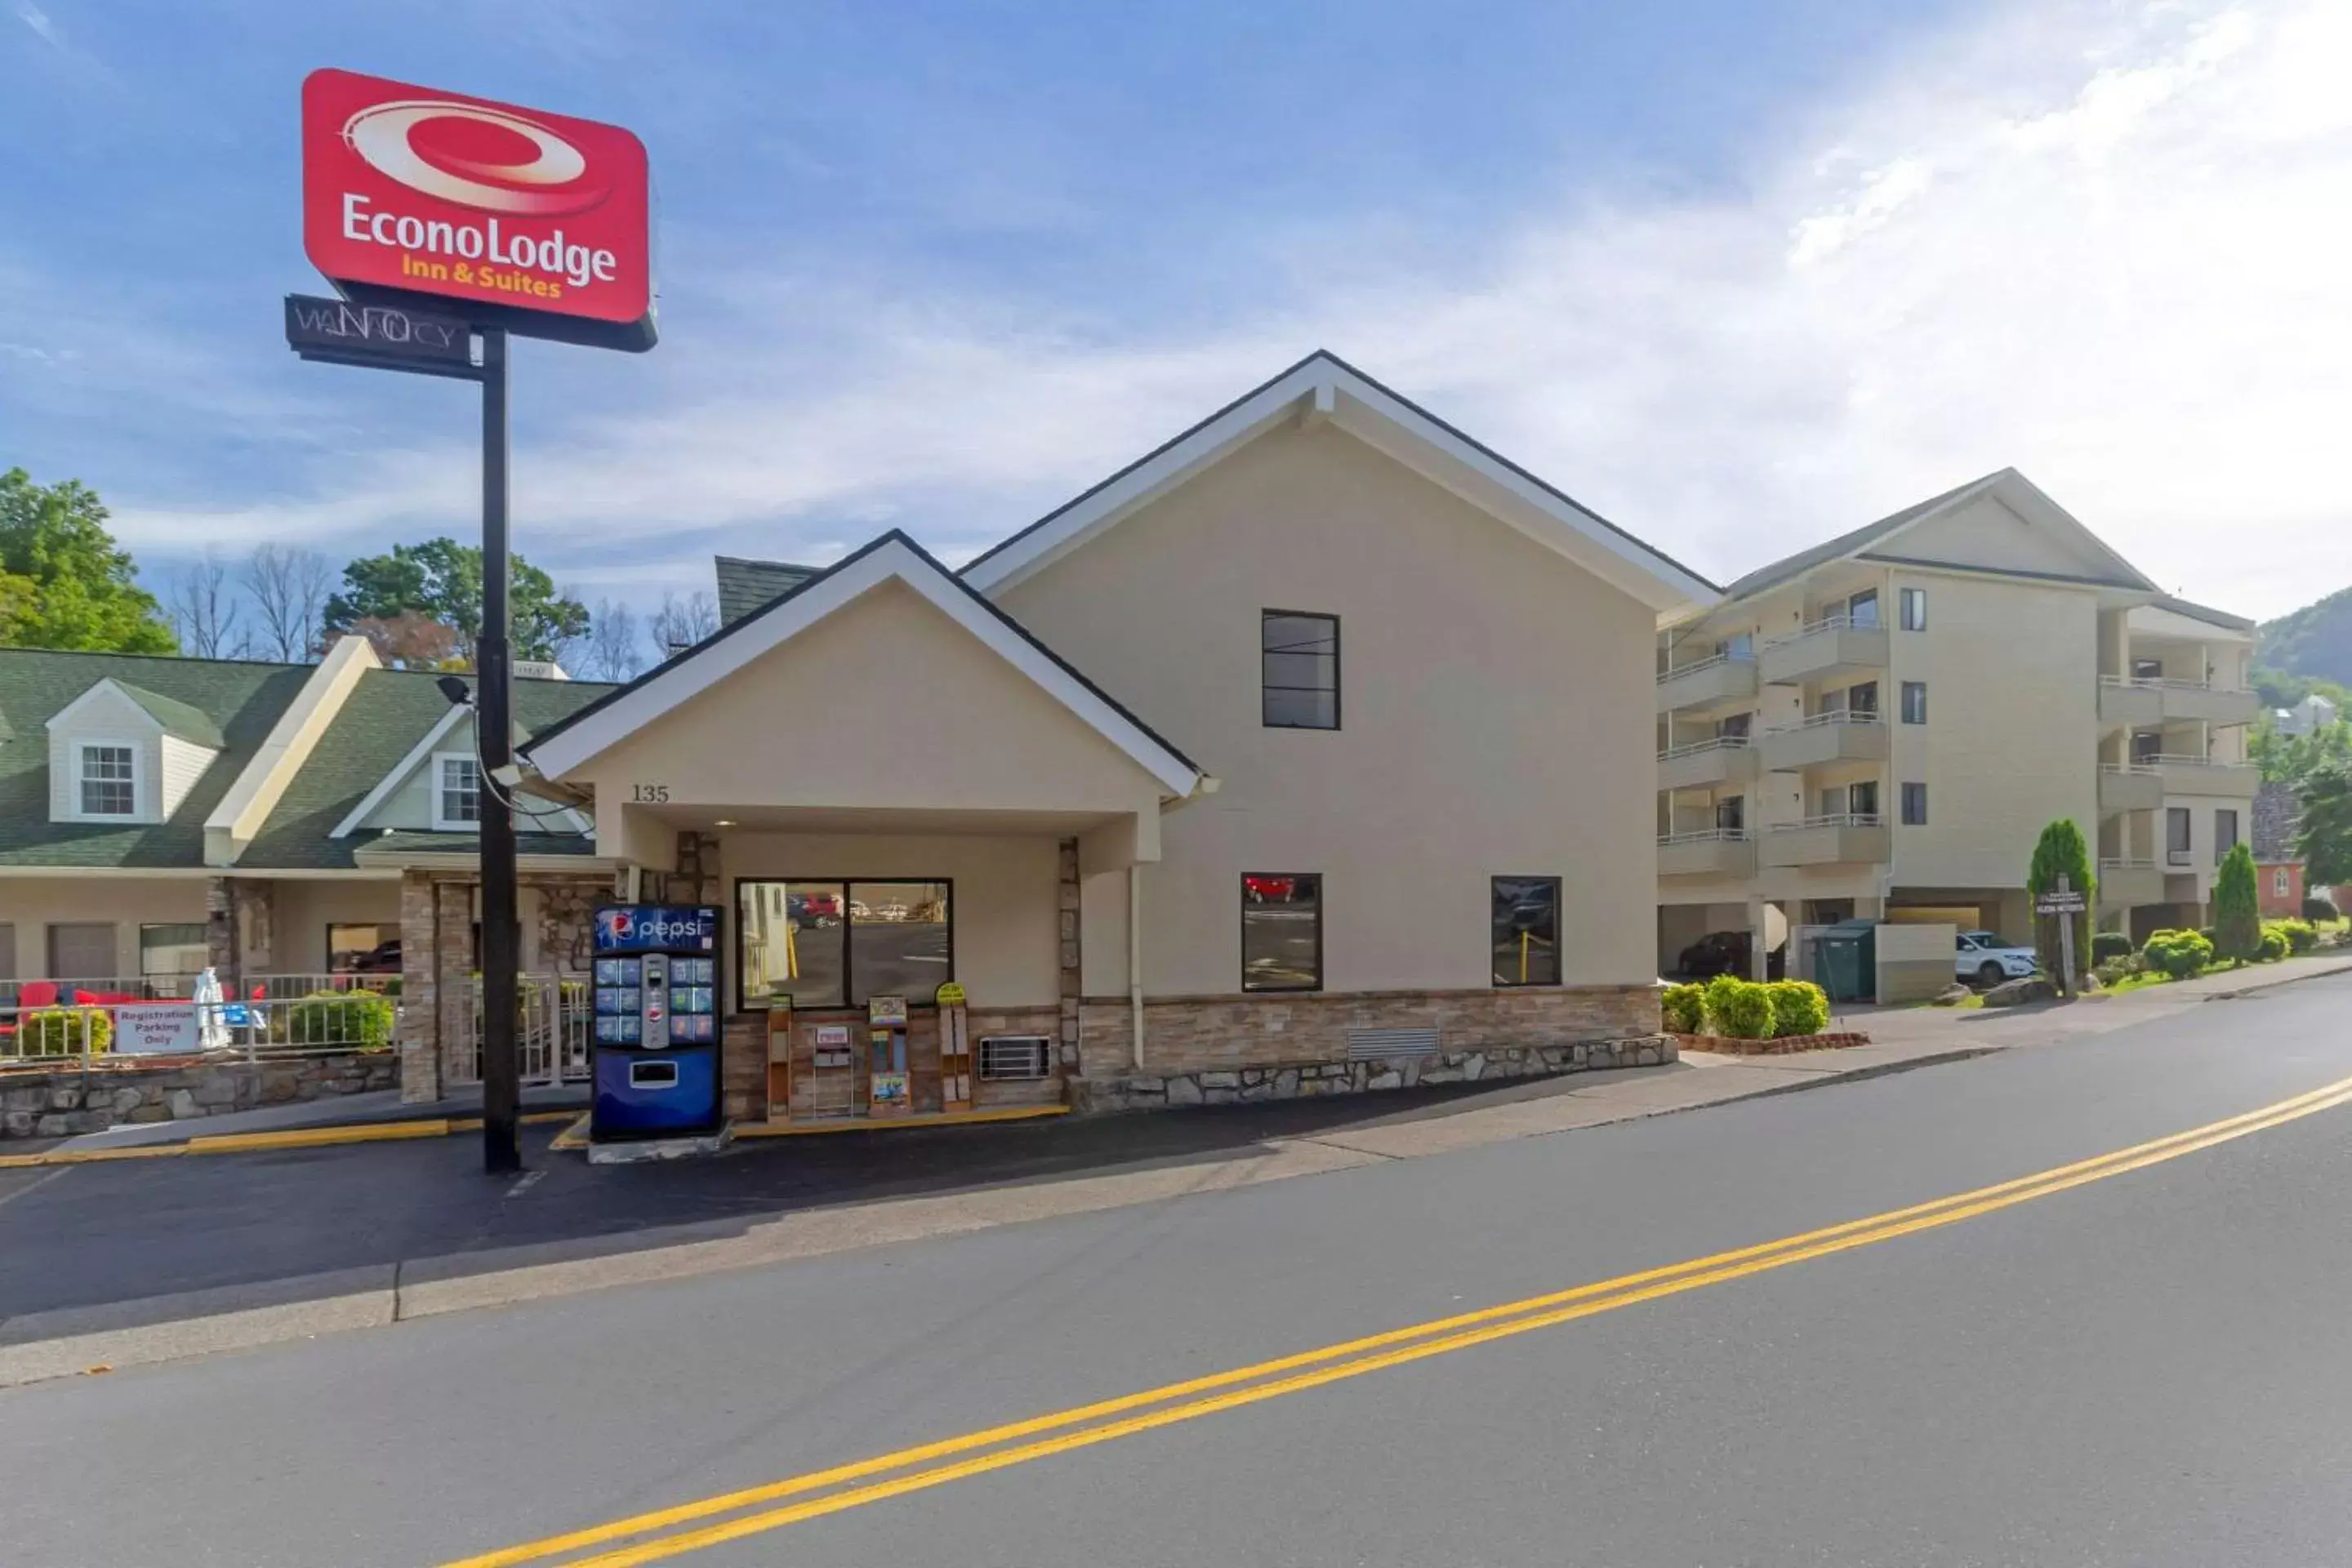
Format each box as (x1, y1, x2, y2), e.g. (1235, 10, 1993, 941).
(1079, 1035, 1676, 1113)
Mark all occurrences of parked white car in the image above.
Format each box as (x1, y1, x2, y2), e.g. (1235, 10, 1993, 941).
(1957, 930, 2038, 987)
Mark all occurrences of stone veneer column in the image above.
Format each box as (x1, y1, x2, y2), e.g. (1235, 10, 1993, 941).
(397, 871, 440, 1103)
(1057, 837, 1082, 1076)
(673, 831, 721, 906)
(433, 880, 474, 1093)
(206, 877, 239, 980)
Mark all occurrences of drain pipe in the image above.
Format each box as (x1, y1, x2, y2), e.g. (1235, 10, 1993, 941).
(1129, 863, 1145, 1070)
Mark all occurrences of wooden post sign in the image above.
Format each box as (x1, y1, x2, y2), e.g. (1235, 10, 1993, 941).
(938, 982, 972, 1111)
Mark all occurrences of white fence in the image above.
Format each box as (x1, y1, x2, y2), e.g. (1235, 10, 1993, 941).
(448, 974, 591, 1088)
(1, 972, 400, 1071)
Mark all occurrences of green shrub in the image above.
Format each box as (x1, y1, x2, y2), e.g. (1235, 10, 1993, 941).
(2301, 895, 2337, 924)
(281, 989, 396, 1051)
(2256, 925, 2291, 962)
(1766, 980, 1829, 1037)
(2212, 842, 2262, 964)
(2273, 918, 2319, 955)
(2090, 932, 2134, 963)
(1704, 974, 1775, 1039)
(14, 1006, 111, 1057)
(1660, 983, 1705, 1034)
(2141, 929, 2214, 980)
(2091, 955, 2141, 987)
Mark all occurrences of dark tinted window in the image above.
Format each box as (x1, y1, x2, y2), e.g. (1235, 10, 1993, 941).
(1242, 874, 1321, 991)
(1492, 877, 1561, 987)
(1263, 612, 1339, 729)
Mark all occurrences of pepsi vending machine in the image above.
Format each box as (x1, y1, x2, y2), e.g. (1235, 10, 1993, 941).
(591, 904, 723, 1142)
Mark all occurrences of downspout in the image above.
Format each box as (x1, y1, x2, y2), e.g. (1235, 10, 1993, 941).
(1129, 863, 1145, 1071)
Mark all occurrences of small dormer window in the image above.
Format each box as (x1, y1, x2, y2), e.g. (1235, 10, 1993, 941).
(434, 752, 481, 830)
(78, 742, 137, 817)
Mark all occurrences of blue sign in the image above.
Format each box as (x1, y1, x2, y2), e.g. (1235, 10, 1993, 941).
(594, 904, 719, 954)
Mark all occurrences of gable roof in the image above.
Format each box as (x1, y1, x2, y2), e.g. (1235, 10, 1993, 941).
(1716, 468, 2158, 605)
(958, 350, 1718, 616)
(239, 668, 612, 871)
(0, 649, 311, 869)
(46, 675, 229, 749)
(715, 555, 822, 628)
(2149, 593, 2256, 635)
(525, 531, 1204, 795)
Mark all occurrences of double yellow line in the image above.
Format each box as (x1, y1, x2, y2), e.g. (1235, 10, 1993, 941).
(448, 1071, 2352, 1568)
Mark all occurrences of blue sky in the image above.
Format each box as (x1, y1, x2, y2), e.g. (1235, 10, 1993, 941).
(5, 0, 2348, 625)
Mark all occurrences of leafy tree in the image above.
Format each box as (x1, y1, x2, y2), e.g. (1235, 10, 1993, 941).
(2212, 841, 2261, 965)
(2295, 760, 2352, 890)
(323, 537, 587, 664)
(2251, 715, 2352, 786)
(2026, 818, 2096, 994)
(0, 468, 176, 653)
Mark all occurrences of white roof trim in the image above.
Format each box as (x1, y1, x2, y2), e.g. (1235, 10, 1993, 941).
(1864, 469, 2158, 592)
(959, 353, 1717, 614)
(329, 705, 469, 839)
(524, 536, 1205, 795)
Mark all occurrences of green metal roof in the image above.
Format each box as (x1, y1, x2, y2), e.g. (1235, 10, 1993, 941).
(0, 648, 311, 868)
(239, 667, 614, 870)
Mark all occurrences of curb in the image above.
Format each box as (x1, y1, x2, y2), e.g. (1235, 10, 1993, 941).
(0, 1043, 1992, 1390)
(2196, 957, 2352, 1002)
(0, 1109, 581, 1169)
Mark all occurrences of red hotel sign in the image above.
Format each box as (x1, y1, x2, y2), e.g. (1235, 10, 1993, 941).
(302, 69, 652, 341)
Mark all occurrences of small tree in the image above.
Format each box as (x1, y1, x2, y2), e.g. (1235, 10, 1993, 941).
(2212, 841, 2262, 966)
(2296, 761, 2352, 891)
(2026, 818, 2096, 996)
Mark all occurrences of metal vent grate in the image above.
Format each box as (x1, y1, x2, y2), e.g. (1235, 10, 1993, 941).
(1347, 1027, 1439, 1061)
(979, 1036, 1053, 1081)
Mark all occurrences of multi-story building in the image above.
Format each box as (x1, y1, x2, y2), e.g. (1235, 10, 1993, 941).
(1654, 469, 2258, 977)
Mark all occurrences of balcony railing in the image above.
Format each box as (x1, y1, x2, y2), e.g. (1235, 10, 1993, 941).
(1762, 611, 1878, 648)
(1771, 812, 1884, 831)
(1658, 827, 1753, 845)
(1771, 708, 1883, 733)
(1657, 736, 1753, 761)
(1654, 650, 1754, 684)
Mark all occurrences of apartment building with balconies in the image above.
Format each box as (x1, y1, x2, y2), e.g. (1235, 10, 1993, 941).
(1655, 469, 2257, 975)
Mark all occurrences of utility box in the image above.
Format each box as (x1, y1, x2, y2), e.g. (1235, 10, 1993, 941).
(1873, 922, 1956, 1004)
(1812, 919, 1878, 1003)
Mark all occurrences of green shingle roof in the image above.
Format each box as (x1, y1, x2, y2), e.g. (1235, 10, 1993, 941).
(715, 555, 821, 628)
(353, 831, 601, 860)
(0, 648, 311, 868)
(238, 667, 614, 870)
(113, 680, 228, 748)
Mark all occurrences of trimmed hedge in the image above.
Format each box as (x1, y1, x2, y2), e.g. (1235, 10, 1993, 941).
(2270, 918, 2319, 956)
(2256, 925, 2290, 962)
(14, 1005, 112, 1058)
(2302, 896, 2338, 923)
(2141, 929, 2214, 980)
(1660, 983, 1704, 1035)
(2091, 932, 2135, 963)
(279, 989, 396, 1051)
(1670, 975, 1831, 1039)
(1766, 979, 1830, 1037)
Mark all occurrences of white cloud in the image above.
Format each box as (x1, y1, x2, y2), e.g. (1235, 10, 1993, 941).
(113, 0, 2352, 618)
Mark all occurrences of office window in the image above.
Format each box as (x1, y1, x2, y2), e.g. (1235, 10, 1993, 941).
(2274, 867, 2292, 898)
(1899, 587, 1927, 631)
(47, 922, 117, 984)
(1241, 873, 1321, 991)
(735, 880, 951, 1010)
(434, 752, 481, 829)
(328, 924, 390, 973)
(1847, 589, 1881, 629)
(1262, 612, 1339, 729)
(1492, 877, 1561, 987)
(2216, 809, 2239, 864)
(78, 742, 136, 817)
(2167, 807, 2192, 866)
(1900, 681, 1928, 724)
(1901, 782, 1929, 826)
(140, 923, 207, 986)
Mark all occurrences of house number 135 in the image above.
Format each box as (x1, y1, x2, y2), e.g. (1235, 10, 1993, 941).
(630, 783, 670, 803)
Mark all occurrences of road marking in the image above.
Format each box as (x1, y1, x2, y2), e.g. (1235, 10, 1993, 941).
(0, 1109, 581, 1168)
(446, 1071, 2352, 1568)
(506, 1169, 548, 1199)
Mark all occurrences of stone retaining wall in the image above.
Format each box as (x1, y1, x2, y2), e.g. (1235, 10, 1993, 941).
(1670, 1031, 1869, 1056)
(1080, 1034, 1675, 1113)
(0, 1053, 399, 1139)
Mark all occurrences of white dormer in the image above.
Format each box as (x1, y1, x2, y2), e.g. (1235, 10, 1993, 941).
(331, 703, 586, 840)
(44, 678, 224, 825)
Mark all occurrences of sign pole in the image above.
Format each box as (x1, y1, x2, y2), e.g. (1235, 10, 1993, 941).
(479, 325, 522, 1173)
(2056, 873, 2076, 998)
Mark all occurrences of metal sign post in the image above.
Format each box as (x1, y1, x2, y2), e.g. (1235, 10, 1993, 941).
(2036, 875, 2088, 996)
(477, 327, 521, 1173)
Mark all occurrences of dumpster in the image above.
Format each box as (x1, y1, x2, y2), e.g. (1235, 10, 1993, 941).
(1812, 918, 1878, 1003)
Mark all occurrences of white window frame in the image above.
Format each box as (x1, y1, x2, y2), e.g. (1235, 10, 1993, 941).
(69, 738, 142, 822)
(431, 750, 483, 832)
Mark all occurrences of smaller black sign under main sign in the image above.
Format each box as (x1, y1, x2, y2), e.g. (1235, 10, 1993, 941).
(285, 294, 475, 376)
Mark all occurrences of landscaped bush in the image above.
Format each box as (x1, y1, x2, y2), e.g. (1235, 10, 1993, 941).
(2091, 955, 2142, 987)
(2256, 925, 2291, 962)
(2301, 895, 2338, 924)
(1660, 983, 1705, 1034)
(13, 1006, 112, 1058)
(280, 989, 396, 1051)
(1766, 979, 1830, 1037)
(1703, 973, 1775, 1039)
(2141, 929, 2214, 980)
(2090, 932, 2135, 963)
(2272, 918, 2319, 955)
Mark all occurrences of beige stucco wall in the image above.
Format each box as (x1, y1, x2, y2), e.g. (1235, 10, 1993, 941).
(1887, 570, 2099, 892)
(719, 831, 1061, 1008)
(999, 418, 1660, 997)
(570, 579, 1169, 842)
(269, 878, 403, 972)
(1891, 494, 2118, 579)
(0, 877, 211, 978)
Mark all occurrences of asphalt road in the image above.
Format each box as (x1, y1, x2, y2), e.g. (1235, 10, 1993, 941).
(7, 978, 2352, 1566)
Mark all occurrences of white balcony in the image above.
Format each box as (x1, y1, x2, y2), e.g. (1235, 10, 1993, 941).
(2098, 676, 2163, 729)
(2149, 754, 2260, 798)
(1759, 614, 1890, 688)
(1655, 653, 1758, 716)
(2098, 765, 2163, 813)
(1760, 813, 1891, 869)
(1657, 830, 1756, 880)
(1657, 737, 1759, 793)
(2155, 680, 2261, 728)
(1758, 710, 1889, 773)
(2097, 858, 2164, 909)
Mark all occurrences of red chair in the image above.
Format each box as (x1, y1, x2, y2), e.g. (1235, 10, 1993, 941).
(16, 982, 59, 1009)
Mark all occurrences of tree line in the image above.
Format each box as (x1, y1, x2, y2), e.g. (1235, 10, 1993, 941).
(2, 466, 706, 682)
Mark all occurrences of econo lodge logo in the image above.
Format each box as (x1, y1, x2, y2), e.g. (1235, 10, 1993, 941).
(303, 68, 651, 327)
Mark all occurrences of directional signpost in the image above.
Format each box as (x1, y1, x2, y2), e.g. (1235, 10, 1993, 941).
(2036, 875, 2088, 994)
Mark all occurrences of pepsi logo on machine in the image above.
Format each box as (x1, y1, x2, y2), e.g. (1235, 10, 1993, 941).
(594, 906, 719, 953)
